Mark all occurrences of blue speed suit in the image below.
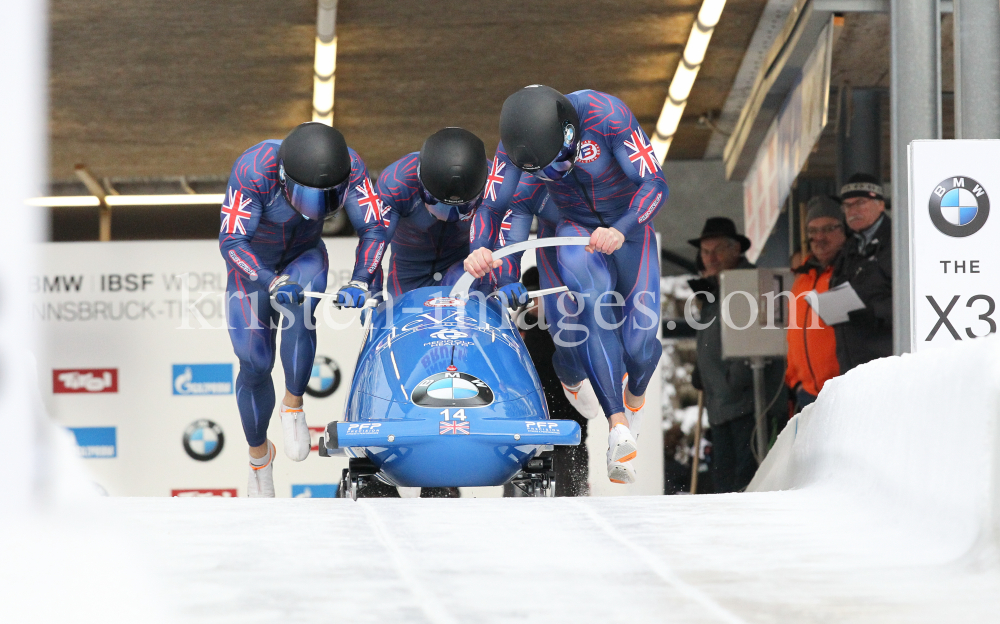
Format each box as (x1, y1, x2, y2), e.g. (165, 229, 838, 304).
(378, 153, 478, 297)
(220, 141, 387, 447)
(471, 176, 588, 387)
(471, 90, 666, 417)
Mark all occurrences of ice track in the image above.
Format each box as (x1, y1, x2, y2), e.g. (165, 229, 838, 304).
(72, 490, 1000, 623)
(7, 337, 1000, 623)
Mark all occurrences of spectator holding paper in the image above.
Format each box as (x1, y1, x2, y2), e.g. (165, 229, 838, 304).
(829, 173, 893, 373)
(785, 196, 847, 412)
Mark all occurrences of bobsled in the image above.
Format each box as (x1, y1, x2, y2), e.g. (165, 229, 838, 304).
(318, 237, 590, 499)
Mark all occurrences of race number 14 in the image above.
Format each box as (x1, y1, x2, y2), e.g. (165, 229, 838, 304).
(925, 294, 996, 340)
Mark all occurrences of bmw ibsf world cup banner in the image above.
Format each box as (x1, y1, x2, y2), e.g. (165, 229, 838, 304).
(909, 140, 999, 351)
(34, 239, 365, 497)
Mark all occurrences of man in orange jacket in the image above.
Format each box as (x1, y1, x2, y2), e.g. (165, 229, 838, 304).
(786, 196, 848, 412)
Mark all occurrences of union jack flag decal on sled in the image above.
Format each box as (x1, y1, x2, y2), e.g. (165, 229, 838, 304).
(439, 420, 470, 435)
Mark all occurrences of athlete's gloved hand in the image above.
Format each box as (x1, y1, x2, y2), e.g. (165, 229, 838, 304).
(269, 275, 304, 306)
(464, 247, 502, 278)
(334, 280, 368, 309)
(586, 227, 625, 254)
(496, 282, 529, 311)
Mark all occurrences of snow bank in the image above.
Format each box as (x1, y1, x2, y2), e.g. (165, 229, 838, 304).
(749, 336, 1000, 562)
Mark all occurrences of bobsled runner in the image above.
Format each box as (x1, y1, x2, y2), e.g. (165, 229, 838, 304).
(317, 237, 590, 499)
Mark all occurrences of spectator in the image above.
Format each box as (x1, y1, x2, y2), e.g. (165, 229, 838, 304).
(829, 173, 893, 373)
(785, 196, 847, 412)
(687, 218, 785, 493)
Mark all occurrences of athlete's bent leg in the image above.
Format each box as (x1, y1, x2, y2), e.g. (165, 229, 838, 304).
(615, 225, 663, 432)
(226, 274, 280, 495)
(556, 222, 637, 483)
(274, 245, 329, 461)
(537, 242, 603, 419)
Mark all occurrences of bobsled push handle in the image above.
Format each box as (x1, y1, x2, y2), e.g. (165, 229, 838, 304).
(449, 236, 592, 299)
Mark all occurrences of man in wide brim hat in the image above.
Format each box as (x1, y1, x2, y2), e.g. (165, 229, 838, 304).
(686, 216, 785, 493)
(687, 217, 750, 277)
(687, 216, 751, 250)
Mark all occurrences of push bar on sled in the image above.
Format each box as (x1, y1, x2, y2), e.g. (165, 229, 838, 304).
(449, 236, 592, 299)
(324, 417, 581, 450)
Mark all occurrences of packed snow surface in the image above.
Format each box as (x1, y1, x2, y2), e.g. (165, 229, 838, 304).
(6, 337, 1000, 622)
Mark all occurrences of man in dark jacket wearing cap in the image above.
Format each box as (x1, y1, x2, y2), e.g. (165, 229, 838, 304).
(688, 218, 786, 493)
(829, 173, 893, 373)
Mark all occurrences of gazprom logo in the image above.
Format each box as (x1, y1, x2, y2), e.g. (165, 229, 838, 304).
(173, 364, 233, 396)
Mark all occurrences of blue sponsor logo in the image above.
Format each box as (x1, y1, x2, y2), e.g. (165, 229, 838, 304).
(68, 427, 117, 459)
(292, 484, 338, 498)
(173, 364, 233, 395)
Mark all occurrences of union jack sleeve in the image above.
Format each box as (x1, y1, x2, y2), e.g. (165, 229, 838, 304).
(607, 102, 669, 238)
(340, 150, 389, 285)
(219, 142, 279, 287)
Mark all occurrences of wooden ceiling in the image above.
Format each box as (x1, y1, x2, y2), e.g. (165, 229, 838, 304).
(48, 0, 771, 181)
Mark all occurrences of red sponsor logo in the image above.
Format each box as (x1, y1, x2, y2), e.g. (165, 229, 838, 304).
(53, 369, 118, 394)
(425, 297, 465, 307)
(309, 426, 325, 452)
(171, 489, 237, 497)
(577, 140, 601, 164)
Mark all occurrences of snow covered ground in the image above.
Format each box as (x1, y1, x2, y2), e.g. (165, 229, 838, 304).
(5, 337, 1000, 622)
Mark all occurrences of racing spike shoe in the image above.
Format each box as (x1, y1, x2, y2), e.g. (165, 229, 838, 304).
(561, 378, 604, 420)
(248, 440, 276, 498)
(607, 424, 638, 484)
(280, 404, 310, 462)
(622, 374, 644, 441)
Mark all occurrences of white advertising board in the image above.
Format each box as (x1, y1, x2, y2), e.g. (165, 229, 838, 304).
(909, 140, 1000, 352)
(34, 239, 663, 497)
(35, 239, 364, 498)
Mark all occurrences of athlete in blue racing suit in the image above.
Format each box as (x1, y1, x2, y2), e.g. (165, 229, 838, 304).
(219, 122, 387, 497)
(465, 86, 667, 484)
(378, 128, 489, 298)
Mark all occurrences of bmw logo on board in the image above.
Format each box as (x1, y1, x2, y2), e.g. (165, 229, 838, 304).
(304, 356, 341, 398)
(411, 368, 494, 408)
(183, 419, 225, 461)
(929, 176, 990, 237)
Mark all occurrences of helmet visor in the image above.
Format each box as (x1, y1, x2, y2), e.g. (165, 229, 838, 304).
(418, 181, 481, 222)
(528, 124, 578, 182)
(281, 166, 350, 221)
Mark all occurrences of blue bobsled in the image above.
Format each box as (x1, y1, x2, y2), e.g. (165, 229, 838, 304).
(319, 279, 583, 498)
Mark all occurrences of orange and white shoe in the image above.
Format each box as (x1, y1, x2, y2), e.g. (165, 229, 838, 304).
(622, 374, 645, 441)
(607, 424, 638, 484)
(561, 378, 604, 420)
(248, 440, 276, 498)
(280, 403, 310, 461)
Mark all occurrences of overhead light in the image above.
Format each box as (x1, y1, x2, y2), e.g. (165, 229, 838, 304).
(26, 196, 99, 207)
(27, 194, 225, 207)
(312, 37, 337, 125)
(312, 0, 338, 125)
(651, 0, 727, 163)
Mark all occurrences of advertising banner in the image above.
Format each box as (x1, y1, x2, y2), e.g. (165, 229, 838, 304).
(35, 239, 361, 497)
(909, 140, 1000, 352)
(743, 20, 833, 262)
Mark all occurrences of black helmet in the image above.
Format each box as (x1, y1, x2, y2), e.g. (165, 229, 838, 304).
(277, 122, 352, 220)
(417, 128, 488, 221)
(499, 85, 580, 180)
